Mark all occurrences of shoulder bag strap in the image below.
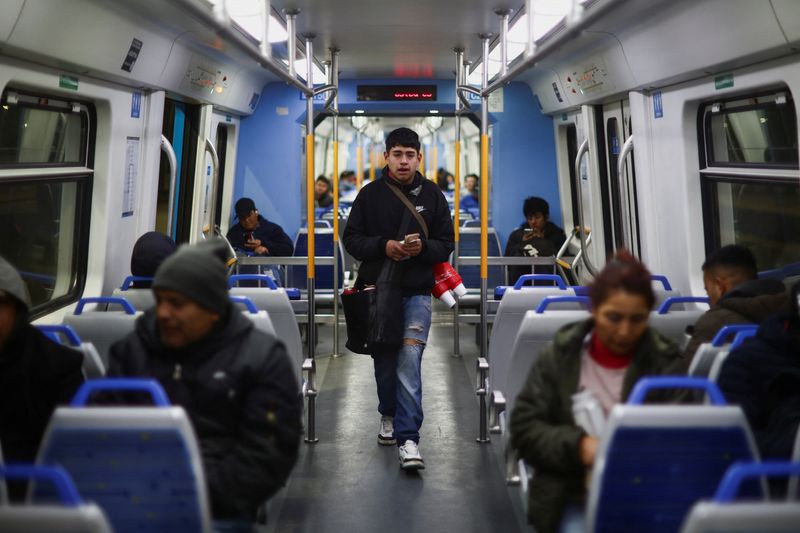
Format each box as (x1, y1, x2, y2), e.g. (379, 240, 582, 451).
(386, 181, 429, 239)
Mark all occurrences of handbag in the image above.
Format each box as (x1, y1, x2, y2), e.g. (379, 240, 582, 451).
(342, 180, 429, 355)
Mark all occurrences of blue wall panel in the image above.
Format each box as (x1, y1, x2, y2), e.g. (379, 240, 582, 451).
(233, 78, 558, 252)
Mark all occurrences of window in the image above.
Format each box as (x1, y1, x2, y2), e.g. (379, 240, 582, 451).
(0, 90, 93, 316)
(700, 90, 800, 271)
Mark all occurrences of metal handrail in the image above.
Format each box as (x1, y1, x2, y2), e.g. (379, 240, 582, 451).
(617, 134, 634, 251)
(204, 138, 219, 233)
(482, 0, 632, 96)
(165, 0, 312, 96)
(160, 135, 177, 238)
(574, 139, 599, 277)
(456, 85, 480, 111)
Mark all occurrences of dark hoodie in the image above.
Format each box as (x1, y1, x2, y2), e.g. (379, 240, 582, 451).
(505, 221, 567, 285)
(343, 167, 454, 295)
(108, 306, 302, 520)
(130, 232, 177, 288)
(684, 278, 788, 360)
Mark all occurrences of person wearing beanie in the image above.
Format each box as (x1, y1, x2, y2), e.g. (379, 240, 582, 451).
(108, 239, 302, 522)
(129, 231, 177, 288)
(717, 280, 798, 462)
(0, 255, 84, 501)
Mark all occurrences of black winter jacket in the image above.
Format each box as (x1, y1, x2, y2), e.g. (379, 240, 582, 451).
(343, 168, 454, 295)
(504, 221, 567, 285)
(108, 306, 303, 520)
(684, 278, 788, 360)
(226, 215, 294, 256)
(0, 323, 84, 501)
(718, 313, 800, 460)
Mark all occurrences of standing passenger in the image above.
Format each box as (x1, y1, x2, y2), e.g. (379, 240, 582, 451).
(510, 251, 687, 532)
(343, 127, 454, 470)
(0, 256, 84, 501)
(108, 239, 302, 522)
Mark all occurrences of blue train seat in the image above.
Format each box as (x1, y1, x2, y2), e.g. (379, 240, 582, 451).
(63, 297, 141, 368)
(455, 226, 504, 293)
(588, 378, 760, 533)
(111, 276, 156, 311)
(649, 296, 710, 347)
(35, 379, 212, 533)
(288, 228, 344, 293)
(36, 324, 106, 378)
(680, 462, 800, 533)
(0, 465, 112, 532)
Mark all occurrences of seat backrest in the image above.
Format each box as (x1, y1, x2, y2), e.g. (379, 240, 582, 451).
(680, 461, 800, 533)
(488, 283, 579, 369)
(63, 310, 140, 369)
(229, 287, 303, 380)
(36, 404, 212, 533)
(289, 228, 344, 290)
(499, 307, 590, 414)
(0, 464, 112, 533)
(649, 304, 707, 346)
(35, 325, 106, 378)
(688, 343, 724, 379)
(111, 288, 155, 311)
(456, 227, 504, 289)
(588, 395, 759, 533)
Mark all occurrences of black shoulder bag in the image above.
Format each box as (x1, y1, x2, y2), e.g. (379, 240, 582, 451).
(342, 181, 429, 355)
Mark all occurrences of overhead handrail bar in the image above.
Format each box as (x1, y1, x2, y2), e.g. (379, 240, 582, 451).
(574, 139, 599, 277)
(456, 85, 480, 111)
(259, 0, 271, 58)
(285, 9, 299, 79)
(482, 0, 631, 97)
(312, 83, 338, 112)
(496, 9, 512, 78)
(160, 135, 177, 238)
(166, 0, 311, 96)
(205, 138, 219, 234)
(617, 134, 634, 251)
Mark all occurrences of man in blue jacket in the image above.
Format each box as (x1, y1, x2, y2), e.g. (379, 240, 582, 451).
(226, 197, 294, 257)
(344, 127, 454, 470)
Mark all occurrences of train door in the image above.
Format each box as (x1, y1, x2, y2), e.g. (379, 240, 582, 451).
(554, 107, 607, 277)
(156, 98, 201, 242)
(601, 99, 641, 256)
(210, 112, 239, 234)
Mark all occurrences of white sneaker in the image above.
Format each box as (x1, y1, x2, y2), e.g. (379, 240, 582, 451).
(377, 415, 395, 445)
(398, 440, 425, 470)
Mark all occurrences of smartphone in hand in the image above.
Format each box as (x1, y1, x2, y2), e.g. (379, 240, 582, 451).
(403, 233, 420, 246)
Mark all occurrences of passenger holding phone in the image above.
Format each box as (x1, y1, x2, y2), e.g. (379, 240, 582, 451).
(344, 127, 454, 470)
(504, 196, 566, 286)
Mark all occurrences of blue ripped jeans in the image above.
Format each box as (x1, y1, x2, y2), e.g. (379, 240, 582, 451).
(372, 295, 432, 445)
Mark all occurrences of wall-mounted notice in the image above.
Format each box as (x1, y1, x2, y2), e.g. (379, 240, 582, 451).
(123, 137, 139, 217)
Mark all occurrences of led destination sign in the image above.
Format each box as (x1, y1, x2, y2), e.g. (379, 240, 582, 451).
(357, 85, 437, 101)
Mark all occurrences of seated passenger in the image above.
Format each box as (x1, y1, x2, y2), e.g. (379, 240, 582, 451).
(108, 239, 302, 522)
(717, 281, 800, 461)
(0, 255, 84, 501)
(459, 173, 479, 212)
(683, 244, 787, 360)
(339, 170, 357, 194)
(504, 196, 567, 285)
(314, 175, 333, 208)
(509, 251, 686, 533)
(129, 231, 177, 288)
(226, 197, 294, 257)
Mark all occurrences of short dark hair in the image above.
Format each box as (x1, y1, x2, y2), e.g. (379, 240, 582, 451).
(316, 175, 330, 186)
(385, 127, 420, 153)
(465, 173, 478, 182)
(702, 244, 758, 279)
(340, 170, 355, 180)
(523, 196, 550, 219)
(589, 250, 655, 309)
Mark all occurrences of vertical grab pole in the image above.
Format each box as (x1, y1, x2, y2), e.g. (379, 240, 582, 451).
(478, 33, 491, 444)
(204, 139, 219, 234)
(304, 34, 319, 444)
(284, 9, 298, 78)
(496, 9, 511, 78)
(452, 48, 464, 358)
(330, 48, 342, 358)
(369, 143, 376, 183)
(356, 132, 363, 189)
(259, 0, 271, 58)
(160, 135, 177, 239)
(479, 33, 491, 361)
(525, 0, 535, 59)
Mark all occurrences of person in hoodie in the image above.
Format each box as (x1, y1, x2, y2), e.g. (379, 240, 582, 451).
(129, 231, 177, 288)
(683, 244, 787, 360)
(0, 255, 84, 501)
(343, 127, 454, 471)
(717, 281, 800, 462)
(108, 239, 302, 523)
(504, 196, 567, 285)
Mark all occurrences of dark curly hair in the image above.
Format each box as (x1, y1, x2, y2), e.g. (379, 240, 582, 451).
(523, 196, 550, 219)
